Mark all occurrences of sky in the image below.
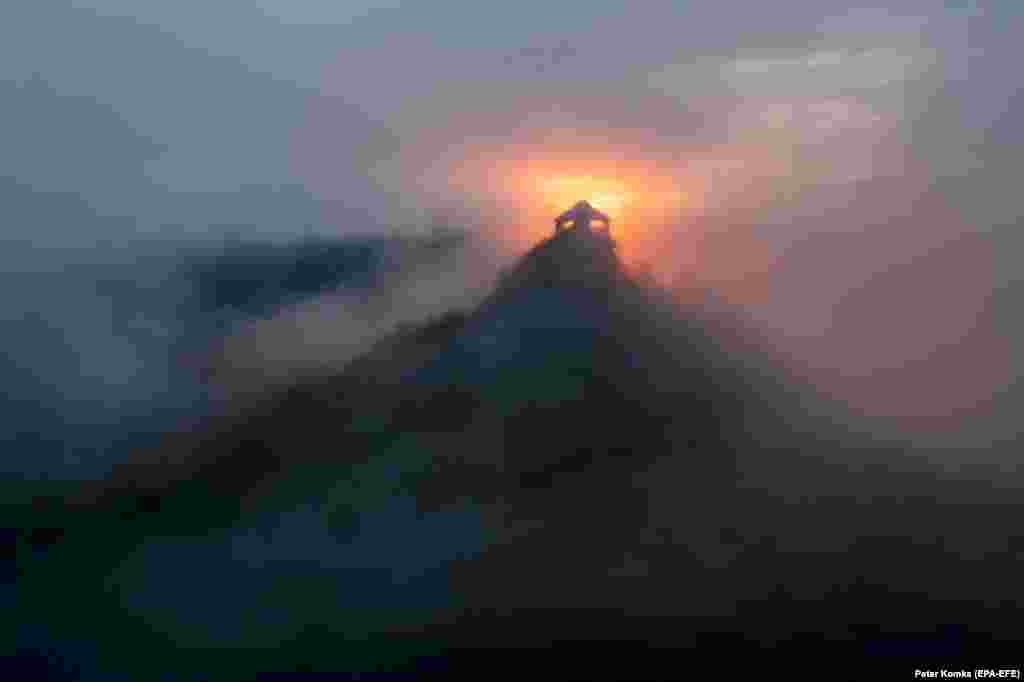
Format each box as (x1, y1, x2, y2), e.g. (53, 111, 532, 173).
(3, 0, 1023, 440)
(4, 2, 1017, 239)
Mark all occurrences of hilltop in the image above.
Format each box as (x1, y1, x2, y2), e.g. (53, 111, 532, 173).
(14, 226, 1024, 675)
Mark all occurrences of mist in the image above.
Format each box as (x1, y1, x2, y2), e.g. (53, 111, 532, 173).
(8, 4, 1024, 674)
(3, 2, 1022, 485)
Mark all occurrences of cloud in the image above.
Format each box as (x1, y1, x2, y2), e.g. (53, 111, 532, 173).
(208, 233, 504, 399)
(724, 47, 931, 91)
(648, 46, 935, 102)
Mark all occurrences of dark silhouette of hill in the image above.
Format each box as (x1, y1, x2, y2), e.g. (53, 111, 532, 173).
(12, 227, 1024, 676)
(185, 231, 466, 320)
(0, 231, 466, 481)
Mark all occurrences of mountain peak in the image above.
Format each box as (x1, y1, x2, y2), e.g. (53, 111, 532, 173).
(488, 227, 623, 302)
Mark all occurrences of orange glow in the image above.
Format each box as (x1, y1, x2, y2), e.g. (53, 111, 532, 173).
(437, 149, 706, 269)
(529, 164, 702, 272)
(409, 140, 792, 304)
(539, 176, 630, 214)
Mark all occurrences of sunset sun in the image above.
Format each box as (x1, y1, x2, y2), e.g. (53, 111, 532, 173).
(539, 176, 631, 214)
